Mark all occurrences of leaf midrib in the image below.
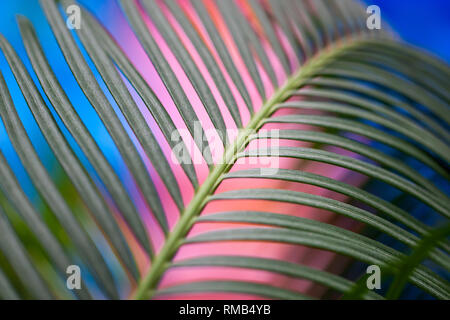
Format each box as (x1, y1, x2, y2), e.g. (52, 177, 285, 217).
(131, 36, 371, 300)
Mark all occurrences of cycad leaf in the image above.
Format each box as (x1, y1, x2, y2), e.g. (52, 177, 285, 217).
(293, 88, 450, 160)
(0, 0, 448, 301)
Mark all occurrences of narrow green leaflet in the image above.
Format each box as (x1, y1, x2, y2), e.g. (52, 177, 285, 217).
(157, 280, 311, 300)
(191, 0, 254, 114)
(40, 0, 160, 245)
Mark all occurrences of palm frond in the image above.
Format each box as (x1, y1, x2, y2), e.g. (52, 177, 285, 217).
(0, 0, 448, 300)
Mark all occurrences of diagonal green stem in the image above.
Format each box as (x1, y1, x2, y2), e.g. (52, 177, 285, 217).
(132, 37, 370, 300)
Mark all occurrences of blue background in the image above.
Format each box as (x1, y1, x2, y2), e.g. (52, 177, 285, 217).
(363, 0, 450, 62)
